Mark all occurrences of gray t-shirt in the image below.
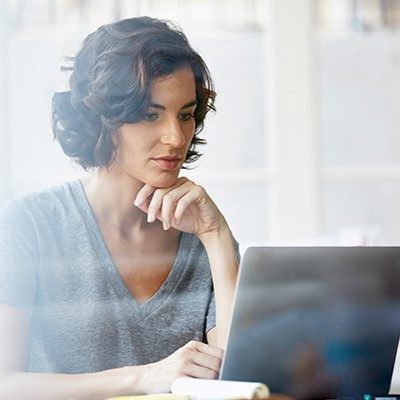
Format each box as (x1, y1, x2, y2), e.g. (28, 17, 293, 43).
(0, 180, 235, 374)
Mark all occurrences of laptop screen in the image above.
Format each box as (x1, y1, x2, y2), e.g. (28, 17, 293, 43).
(220, 247, 400, 399)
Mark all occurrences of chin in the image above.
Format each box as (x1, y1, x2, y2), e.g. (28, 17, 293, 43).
(147, 173, 180, 188)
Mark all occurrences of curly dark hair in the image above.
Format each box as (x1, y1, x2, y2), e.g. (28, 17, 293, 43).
(52, 16, 216, 171)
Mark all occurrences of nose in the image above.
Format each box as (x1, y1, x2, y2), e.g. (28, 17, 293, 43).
(160, 118, 186, 148)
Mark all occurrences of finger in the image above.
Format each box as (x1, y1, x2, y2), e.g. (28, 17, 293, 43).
(173, 191, 198, 225)
(190, 350, 222, 374)
(134, 184, 156, 207)
(176, 345, 221, 378)
(173, 183, 209, 224)
(134, 196, 150, 215)
(161, 185, 192, 230)
(183, 361, 219, 380)
(134, 197, 158, 220)
(146, 187, 174, 224)
(186, 340, 224, 360)
(135, 178, 190, 223)
(147, 179, 192, 226)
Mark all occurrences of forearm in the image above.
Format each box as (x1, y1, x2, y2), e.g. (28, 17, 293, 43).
(199, 225, 239, 349)
(0, 366, 143, 400)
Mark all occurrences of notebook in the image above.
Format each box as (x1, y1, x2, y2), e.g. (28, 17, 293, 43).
(220, 247, 400, 399)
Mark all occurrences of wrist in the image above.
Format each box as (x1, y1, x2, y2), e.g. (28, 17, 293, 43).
(129, 364, 150, 395)
(198, 225, 239, 278)
(112, 365, 148, 396)
(197, 221, 231, 249)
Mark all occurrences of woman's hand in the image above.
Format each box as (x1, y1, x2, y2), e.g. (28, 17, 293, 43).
(138, 340, 223, 394)
(134, 177, 228, 238)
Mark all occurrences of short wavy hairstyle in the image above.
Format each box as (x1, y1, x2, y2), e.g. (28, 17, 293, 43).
(52, 16, 216, 171)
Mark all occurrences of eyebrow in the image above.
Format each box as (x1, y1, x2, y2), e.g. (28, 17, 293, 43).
(149, 100, 198, 110)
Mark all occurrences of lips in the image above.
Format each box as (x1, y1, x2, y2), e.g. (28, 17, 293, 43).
(152, 155, 182, 170)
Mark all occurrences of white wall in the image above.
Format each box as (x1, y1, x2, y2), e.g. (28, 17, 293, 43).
(320, 32, 400, 245)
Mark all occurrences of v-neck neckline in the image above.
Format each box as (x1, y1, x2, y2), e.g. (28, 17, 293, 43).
(68, 179, 191, 318)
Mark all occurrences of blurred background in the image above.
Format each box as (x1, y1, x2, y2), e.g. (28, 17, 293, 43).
(1, 0, 400, 249)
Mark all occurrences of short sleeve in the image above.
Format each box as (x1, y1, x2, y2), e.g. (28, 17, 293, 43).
(0, 199, 38, 318)
(205, 237, 241, 333)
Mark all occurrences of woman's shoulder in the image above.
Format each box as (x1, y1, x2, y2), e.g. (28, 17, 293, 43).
(0, 180, 81, 223)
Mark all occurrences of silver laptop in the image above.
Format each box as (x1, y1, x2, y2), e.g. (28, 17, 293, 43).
(220, 247, 400, 399)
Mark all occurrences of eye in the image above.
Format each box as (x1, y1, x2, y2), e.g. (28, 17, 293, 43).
(144, 113, 159, 122)
(179, 113, 194, 122)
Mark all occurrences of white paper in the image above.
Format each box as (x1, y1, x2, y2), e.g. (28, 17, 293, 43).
(390, 338, 400, 394)
(171, 377, 270, 400)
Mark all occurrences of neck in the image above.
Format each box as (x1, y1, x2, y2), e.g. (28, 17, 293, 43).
(80, 166, 156, 235)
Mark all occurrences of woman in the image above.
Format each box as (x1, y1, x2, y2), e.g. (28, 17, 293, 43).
(0, 16, 239, 399)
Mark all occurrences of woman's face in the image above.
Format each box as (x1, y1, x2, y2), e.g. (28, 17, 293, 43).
(114, 67, 197, 188)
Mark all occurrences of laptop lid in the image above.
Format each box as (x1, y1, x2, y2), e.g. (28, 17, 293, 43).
(220, 247, 400, 399)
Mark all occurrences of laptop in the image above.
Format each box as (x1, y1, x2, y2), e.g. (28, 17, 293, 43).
(220, 247, 400, 399)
